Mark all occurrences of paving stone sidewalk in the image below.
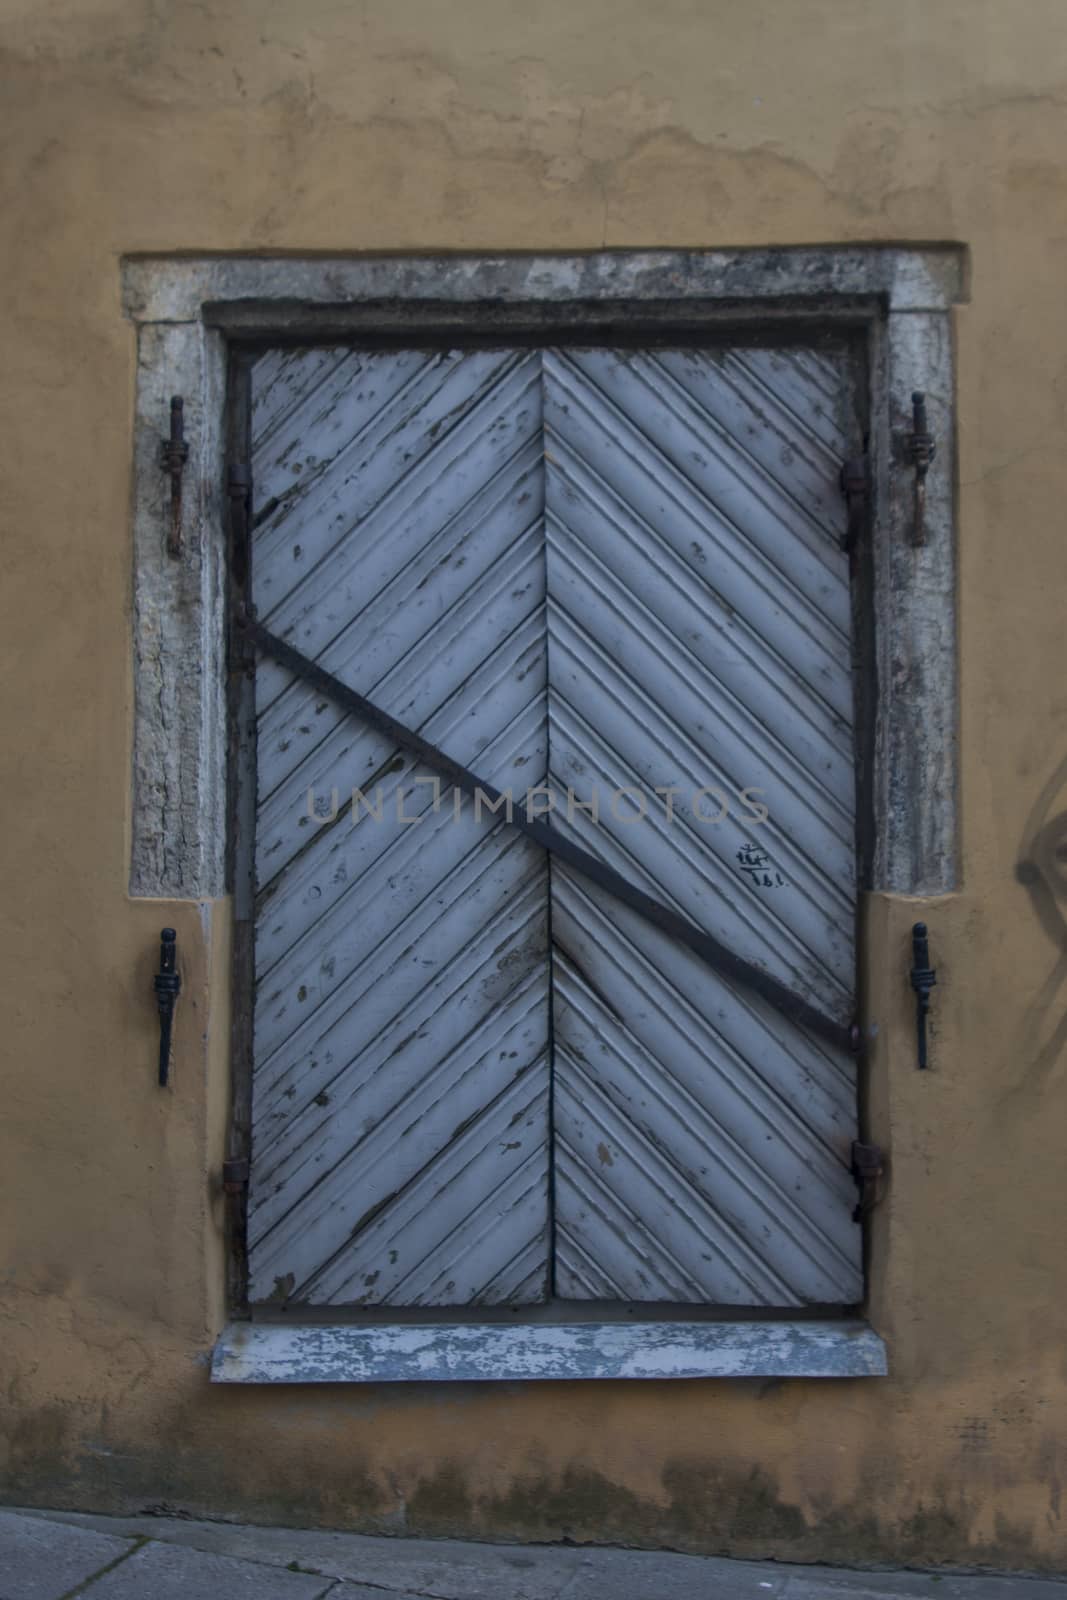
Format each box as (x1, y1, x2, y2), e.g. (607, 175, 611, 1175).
(5, 1506, 1067, 1600)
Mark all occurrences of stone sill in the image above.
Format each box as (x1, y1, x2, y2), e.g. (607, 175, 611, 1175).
(211, 1319, 887, 1383)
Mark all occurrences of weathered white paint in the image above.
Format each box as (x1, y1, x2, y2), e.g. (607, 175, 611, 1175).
(210, 1318, 888, 1382)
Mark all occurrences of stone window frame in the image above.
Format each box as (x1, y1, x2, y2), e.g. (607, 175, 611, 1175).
(123, 248, 964, 1382)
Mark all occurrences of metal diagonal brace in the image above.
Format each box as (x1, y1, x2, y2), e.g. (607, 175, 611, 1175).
(242, 615, 857, 1056)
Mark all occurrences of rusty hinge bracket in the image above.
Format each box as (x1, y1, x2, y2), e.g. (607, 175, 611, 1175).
(222, 1157, 250, 1195)
(227, 462, 252, 590)
(839, 452, 868, 553)
(227, 463, 251, 533)
(160, 396, 189, 558)
(851, 1140, 885, 1222)
(905, 390, 937, 546)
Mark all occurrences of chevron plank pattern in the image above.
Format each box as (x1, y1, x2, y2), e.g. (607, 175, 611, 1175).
(243, 341, 863, 1312)
(543, 348, 862, 1305)
(246, 348, 552, 1307)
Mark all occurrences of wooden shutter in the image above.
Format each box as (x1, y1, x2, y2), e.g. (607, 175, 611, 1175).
(542, 349, 862, 1305)
(242, 342, 862, 1310)
(246, 349, 553, 1306)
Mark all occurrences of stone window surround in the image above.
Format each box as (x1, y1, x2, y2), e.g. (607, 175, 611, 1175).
(122, 248, 965, 1381)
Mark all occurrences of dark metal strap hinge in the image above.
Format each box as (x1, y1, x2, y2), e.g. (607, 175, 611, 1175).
(222, 1158, 250, 1195)
(227, 462, 253, 608)
(227, 462, 251, 521)
(851, 1140, 885, 1221)
(839, 452, 869, 553)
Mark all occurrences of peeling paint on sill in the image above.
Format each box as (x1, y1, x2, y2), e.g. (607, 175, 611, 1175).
(211, 1319, 888, 1383)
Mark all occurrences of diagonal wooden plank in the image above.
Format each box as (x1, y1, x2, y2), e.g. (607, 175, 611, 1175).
(253, 989, 550, 1305)
(545, 547, 855, 988)
(551, 902, 861, 1304)
(544, 345, 862, 1308)
(247, 346, 552, 1308)
(544, 427, 854, 783)
(543, 351, 851, 715)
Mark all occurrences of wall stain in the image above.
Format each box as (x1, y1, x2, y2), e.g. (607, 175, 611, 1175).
(0, 1391, 1060, 1570)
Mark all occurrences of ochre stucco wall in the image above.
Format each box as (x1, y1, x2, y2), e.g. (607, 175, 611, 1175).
(3, 0, 1067, 1570)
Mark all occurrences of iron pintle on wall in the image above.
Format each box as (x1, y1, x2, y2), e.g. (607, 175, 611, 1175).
(905, 391, 937, 546)
(909, 920, 937, 1068)
(153, 927, 181, 1087)
(160, 395, 189, 558)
